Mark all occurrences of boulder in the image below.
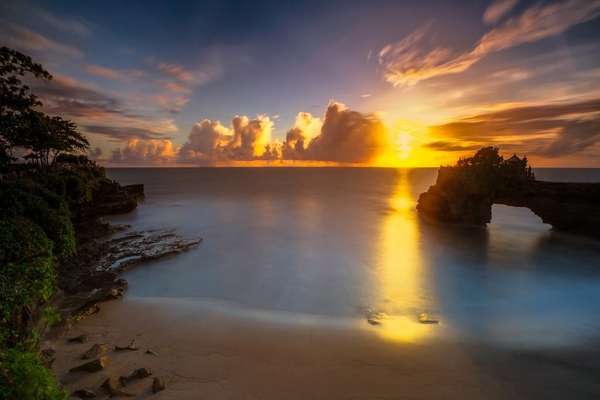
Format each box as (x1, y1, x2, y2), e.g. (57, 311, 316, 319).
(81, 343, 108, 360)
(114, 339, 138, 352)
(101, 377, 134, 397)
(68, 334, 88, 344)
(152, 377, 166, 393)
(119, 367, 152, 386)
(69, 356, 109, 373)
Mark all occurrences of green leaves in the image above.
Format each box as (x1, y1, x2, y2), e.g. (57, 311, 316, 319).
(0, 348, 68, 400)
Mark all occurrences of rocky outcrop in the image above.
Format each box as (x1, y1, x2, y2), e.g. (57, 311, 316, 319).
(52, 178, 200, 324)
(85, 179, 141, 217)
(55, 229, 200, 320)
(418, 166, 600, 238)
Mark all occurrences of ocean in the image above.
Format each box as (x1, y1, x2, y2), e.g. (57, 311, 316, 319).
(106, 167, 600, 348)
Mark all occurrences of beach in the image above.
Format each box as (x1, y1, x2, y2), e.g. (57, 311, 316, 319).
(49, 297, 600, 399)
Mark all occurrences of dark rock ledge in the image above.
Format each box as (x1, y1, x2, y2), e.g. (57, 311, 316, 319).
(50, 183, 200, 326)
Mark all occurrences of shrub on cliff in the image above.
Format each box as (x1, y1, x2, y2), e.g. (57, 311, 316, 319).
(0, 181, 75, 258)
(0, 217, 54, 345)
(0, 348, 67, 400)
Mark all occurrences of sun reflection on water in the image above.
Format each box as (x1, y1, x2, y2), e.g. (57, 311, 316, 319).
(371, 170, 437, 343)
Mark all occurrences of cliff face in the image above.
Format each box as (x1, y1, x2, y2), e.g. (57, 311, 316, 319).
(417, 170, 600, 238)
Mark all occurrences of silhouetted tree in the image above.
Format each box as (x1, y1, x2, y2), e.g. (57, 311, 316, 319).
(0, 47, 52, 167)
(0, 47, 89, 170)
(20, 111, 88, 167)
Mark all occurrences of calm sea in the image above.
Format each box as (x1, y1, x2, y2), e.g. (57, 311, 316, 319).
(106, 168, 600, 348)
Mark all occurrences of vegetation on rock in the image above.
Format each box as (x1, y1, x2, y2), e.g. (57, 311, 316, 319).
(417, 147, 600, 237)
(0, 47, 129, 399)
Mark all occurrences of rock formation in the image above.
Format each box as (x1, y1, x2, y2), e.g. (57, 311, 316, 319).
(417, 147, 600, 238)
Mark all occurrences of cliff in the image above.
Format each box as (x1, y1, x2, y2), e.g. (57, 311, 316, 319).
(417, 148, 600, 238)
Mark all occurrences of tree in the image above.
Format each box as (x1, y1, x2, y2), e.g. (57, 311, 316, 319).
(0, 47, 89, 169)
(0, 47, 52, 167)
(21, 112, 88, 167)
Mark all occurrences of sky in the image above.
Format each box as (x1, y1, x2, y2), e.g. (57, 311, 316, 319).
(1, 0, 600, 167)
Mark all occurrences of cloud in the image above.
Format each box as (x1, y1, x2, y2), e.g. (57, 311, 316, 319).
(177, 103, 389, 164)
(33, 8, 92, 36)
(88, 146, 102, 160)
(483, 0, 519, 24)
(425, 141, 482, 152)
(83, 125, 169, 142)
(379, 0, 600, 86)
(157, 63, 196, 82)
(430, 98, 600, 156)
(0, 22, 82, 58)
(35, 75, 122, 117)
(111, 138, 177, 164)
(282, 112, 322, 159)
(33, 74, 178, 143)
(543, 118, 600, 156)
(83, 64, 147, 82)
(304, 102, 388, 163)
(179, 115, 274, 161)
(179, 119, 233, 161)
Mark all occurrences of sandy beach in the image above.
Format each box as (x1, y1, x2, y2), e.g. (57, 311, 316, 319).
(49, 297, 600, 400)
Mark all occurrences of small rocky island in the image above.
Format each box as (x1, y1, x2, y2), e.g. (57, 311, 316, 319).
(417, 147, 600, 238)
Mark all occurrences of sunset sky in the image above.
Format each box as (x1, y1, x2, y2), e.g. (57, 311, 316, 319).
(2, 0, 600, 166)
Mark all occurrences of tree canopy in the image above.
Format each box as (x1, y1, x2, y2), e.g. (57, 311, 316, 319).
(0, 46, 88, 170)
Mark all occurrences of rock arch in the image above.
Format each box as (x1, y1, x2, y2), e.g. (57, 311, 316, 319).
(417, 149, 600, 238)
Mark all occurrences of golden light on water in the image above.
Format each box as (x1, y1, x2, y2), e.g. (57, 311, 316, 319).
(371, 170, 436, 343)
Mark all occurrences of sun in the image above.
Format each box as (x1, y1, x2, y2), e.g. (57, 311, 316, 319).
(374, 119, 437, 167)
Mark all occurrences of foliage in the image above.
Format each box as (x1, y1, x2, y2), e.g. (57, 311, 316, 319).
(0, 217, 54, 345)
(0, 48, 103, 399)
(0, 47, 52, 169)
(442, 147, 534, 197)
(21, 112, 89, 167)
(0, 46, 88, 170)
(0, 348, 67, 400)
(0, 181, 75, 258)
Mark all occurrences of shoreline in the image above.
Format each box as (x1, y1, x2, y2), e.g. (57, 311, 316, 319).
(49, 295, 600, 399)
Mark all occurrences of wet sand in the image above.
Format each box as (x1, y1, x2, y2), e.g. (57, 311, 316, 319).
(49, 298, 600, 399)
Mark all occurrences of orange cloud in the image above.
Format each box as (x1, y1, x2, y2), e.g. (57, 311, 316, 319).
(112, 138, 177, 164)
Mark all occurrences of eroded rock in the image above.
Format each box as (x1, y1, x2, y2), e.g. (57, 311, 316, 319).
(152, 377, 166, 394)
(68, 334, 88, 344)
(101, 377, 135, 398)
(98, 229, 202, 273)
(114, 339, 138, 352)
(417, 148, 600, 238)
(145, 349, 159, 356)
(81, 343, 108, 360)
(69, 356, 109, 373)
(119, 367, 152, 386)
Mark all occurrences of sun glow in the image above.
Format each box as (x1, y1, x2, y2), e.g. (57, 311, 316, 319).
(371, 171, 437, 343)
(373, 119, 442, 167)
